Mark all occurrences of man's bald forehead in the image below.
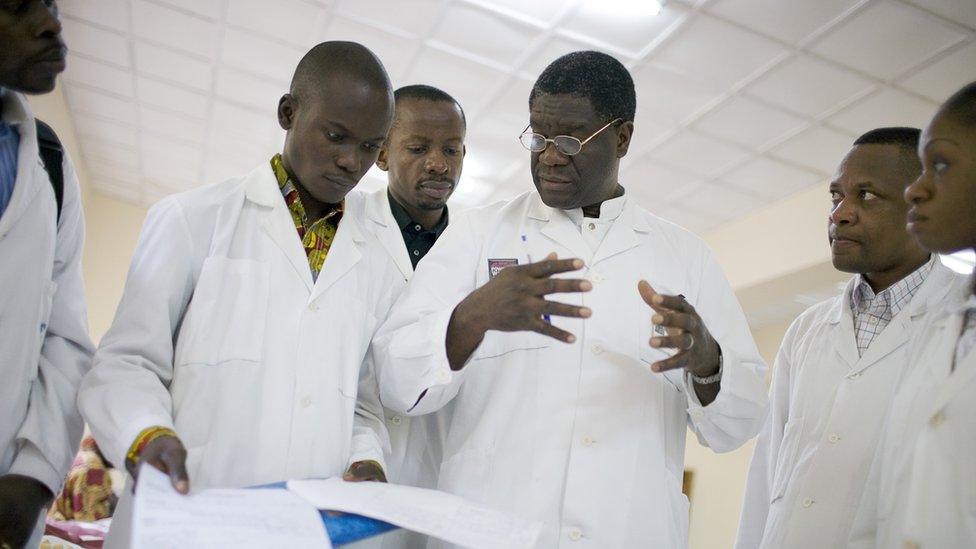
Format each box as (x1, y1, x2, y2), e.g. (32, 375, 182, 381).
(289, 41, 392, 99)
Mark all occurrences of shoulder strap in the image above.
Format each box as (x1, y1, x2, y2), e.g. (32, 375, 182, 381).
(35, 119, 64, 224)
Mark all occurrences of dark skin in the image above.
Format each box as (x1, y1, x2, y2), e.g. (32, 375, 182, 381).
(0, 1, 65, 545)
(377, 97, 466, 230)
(828, 144, 931, 292)
(446, 93, 722, 404)
(905, 107, 976, 260)
(134, 70, 394, 494)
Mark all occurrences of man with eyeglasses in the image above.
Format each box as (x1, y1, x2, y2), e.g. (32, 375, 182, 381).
(373, 51, 767, 547)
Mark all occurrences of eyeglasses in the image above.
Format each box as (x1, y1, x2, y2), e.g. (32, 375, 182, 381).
(519, 118, 622, 156)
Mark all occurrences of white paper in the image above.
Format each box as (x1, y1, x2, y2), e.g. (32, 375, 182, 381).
(132, 467, 331, 549)
(287, 478, 541, 549)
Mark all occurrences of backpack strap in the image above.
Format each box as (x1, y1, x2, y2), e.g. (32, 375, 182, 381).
(35, 119, 64, 224)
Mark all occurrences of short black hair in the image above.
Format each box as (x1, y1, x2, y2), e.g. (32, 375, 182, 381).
(940, 80, 976, 127)
(393, 84, 466, 125)
(853, 127, 922, 181)
(529, 50, 636, 123)
(290, 41, 391, 101)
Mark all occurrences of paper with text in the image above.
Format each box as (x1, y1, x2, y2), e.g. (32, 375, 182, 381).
(132, 467, 331, 548)
(287, 478, 541, 549)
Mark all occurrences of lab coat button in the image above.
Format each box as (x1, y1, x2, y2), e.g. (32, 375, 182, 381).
(391, 415, 402, 426)
(587, 222, 596, 230)
(802, 498, 814, 508)
(847, 372, 861, 380)
(828, 433, 840, 443)
(308, 302, 319, 312)
(581, 436, 594, 447)
(929, 410, 946, 427)
(592, 345, 603, 355)
(300, 395, 312, 408)
(568, 527, 582, 541)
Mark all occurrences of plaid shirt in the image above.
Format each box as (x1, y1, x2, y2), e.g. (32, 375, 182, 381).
(271, 154, 343, 280)
(851, 256, 935, 356)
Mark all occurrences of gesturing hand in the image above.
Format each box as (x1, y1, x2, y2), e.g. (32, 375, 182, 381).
(127, 436, 189, 494)
(638, 280, 720, 378)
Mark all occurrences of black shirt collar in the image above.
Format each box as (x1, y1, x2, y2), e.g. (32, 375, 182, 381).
(387, 190, 449, 237)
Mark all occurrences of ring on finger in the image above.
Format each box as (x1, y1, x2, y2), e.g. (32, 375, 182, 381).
(686, 333, 695, 350)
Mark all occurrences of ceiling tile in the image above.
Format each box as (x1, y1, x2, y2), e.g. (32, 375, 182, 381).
(811, 0, 967, 80)
(334, 0, 443, 38)
(721, 156, 825, 201)
(518, 35, 614, 79)
(82, 139, 139, 168)
(72, 115, 138, 146)
(406, 47, 508, 114)
(481, 74, 534, 130)
(64, 56, 135, 97)
(431, 3, 540, 68)
(648, 130, 752, 177)
(139, 107, 208, 144)
(65, 86, 137, 125)
(652, 203, 721, 234)
(154, 0, 223, 20)
(61, 19, 130, 67)
(826, 88, 940, 135)
(93, 178, 144, 203)
(221, 28, 305, 84)
(899, 41, 976, 102)
(621, 154, 704, 204)
(707, 0, 860, 45)
(84, 160, 141, 185)
(61, 1, 129, 32)
(743, 54, 874, 117)
(904, 0, 976, 29)
(693, 95, 807, 149)
(769, 125, 854, 175)
(632, 64, 725, 124)
(322, 16, 421, 82)
(202, 152, 261, 184)
(628, 111, 674, 154)
(472, 0, 574, 26)
(559, 1, 687, 56)
(227, 0, 327, 47)
(134, 42, 213, 91)
(651, 14, 787, 87)
(215, 68, 285, 112)
(135, 77, 210, 119)
(680, 181, 765, 218)
(132, 0, 220, 58)
(211, 101, 281, 145)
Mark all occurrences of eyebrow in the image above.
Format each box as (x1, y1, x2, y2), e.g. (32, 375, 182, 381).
(328, 120, 386, 142)
(922, 137, 960, 152)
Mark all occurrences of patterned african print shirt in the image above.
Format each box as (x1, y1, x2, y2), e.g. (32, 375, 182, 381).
(48, 435, 115, 521)
(851, 255, 935, 356)
(271, 154, 343, 280)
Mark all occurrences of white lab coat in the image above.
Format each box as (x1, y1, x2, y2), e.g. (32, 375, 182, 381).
(79, 163, 400, 543)
(354, 188, 449, 549)
(0, 91, 94, 515)
(735, 259, 963, 549)
(374, 191, 768, 548)
(849, 278, 976, 549)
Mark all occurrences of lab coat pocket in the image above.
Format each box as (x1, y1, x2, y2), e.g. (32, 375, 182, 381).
(665, 472, 690, 548)
(176, 257, 270, 366)
(473, 330, 549, 360)
(638, 294, 684, 391)
(30, 280, 58, 379)
(770, 416, 805, 504)
(438, 447, 492, 503)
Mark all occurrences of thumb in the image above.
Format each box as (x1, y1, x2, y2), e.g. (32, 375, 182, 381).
(545, 252, 557, 260)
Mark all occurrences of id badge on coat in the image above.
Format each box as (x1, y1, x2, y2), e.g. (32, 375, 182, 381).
(488, 258, 518, 279)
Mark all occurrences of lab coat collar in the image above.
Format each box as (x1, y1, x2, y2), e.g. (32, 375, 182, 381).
(247, 163, 315, 292)
(0, 91, 42, 238)
(311, 191, 365, 302)
(366, 187, 413, 280)
(826, 257, 954, 325)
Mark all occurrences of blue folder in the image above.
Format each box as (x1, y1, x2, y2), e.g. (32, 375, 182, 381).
(253, 481, 399, 546)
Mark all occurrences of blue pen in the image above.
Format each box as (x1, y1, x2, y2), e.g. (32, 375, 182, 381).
(521, 234, 551, 322)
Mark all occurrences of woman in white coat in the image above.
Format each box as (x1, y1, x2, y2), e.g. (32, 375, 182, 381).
(374, 51, 768, 548)
(849, 81, 976, 549)
(78, 42, 401, 545)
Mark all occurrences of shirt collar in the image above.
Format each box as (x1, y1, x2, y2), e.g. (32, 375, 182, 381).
(0, 88, 29, 127)
(387, 190, 449, 236)
(851, 254, 937, 317)
(564, 189, 628, 226)
(270, 153, 342, 227)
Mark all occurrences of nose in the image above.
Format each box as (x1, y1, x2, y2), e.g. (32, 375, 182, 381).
(829, 195, 857, 226)
(905, 171, 930, 205)
(424, 151, 448, 175)
(33, 1, 63, 40)
(538, 141, 569, 166)
(334, 147, 361, 174)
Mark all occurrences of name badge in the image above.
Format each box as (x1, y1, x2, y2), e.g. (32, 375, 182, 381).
(488, 258, 519, 279)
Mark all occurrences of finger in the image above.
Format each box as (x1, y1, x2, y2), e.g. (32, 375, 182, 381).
(637, 280, 661, 310)
(651, 351, 688, 373)
(650, 333, 694, 350)
(538, 299, 592, 319)
(652, 311, 697, 332)
(160, 448, 190, 494)
(534, 277, 593, 296)
(531, 318, 576, 343)
(524, 257, 585, 278)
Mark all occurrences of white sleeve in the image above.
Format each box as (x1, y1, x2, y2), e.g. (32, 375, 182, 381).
(348, 345, 391, 471)
(78, 197, 199, 469)
(9, 154, 95, 494)
(683, 245, 770, 452)
(734, 319, 798, 548)
(373, 214, 482, 416)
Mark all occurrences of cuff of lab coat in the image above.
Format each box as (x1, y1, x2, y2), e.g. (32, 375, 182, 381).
(8, 441, 62, 496)
(685, 345, 739, 413)
(105, 415, 176, 474)
(347, 446, 388, 476)
(404, 307, 469, 415)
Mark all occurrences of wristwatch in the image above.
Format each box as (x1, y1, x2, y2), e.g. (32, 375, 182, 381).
(690, 347, 723, 385)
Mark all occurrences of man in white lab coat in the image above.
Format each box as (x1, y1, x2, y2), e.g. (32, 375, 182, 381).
(849, 81, 976, 549)
(78, 42, 400, 543)
(373, 51, 768, 548)
(734, 128, 967, 549)
(0, 3, 95, 547)
(362, 84, 466, 548)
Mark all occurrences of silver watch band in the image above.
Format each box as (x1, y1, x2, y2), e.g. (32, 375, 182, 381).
(691, 349, 723, 384)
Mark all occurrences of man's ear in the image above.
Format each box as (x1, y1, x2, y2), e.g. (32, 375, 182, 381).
(616, 120, 634, 159)
(277, 94, 295, 130)
(376, 144, 389, 171)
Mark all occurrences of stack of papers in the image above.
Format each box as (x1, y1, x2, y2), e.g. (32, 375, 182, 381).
(131, 467, 541, 549)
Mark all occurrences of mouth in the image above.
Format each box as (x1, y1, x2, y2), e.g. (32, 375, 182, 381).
(324, 175, 357, 189)
(418, 180, 454, 200)
(830, 234, 860, 249)
(538, 176, 573, 192)
(35, 45, 67, 70)
(906, 210, 928, 232)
